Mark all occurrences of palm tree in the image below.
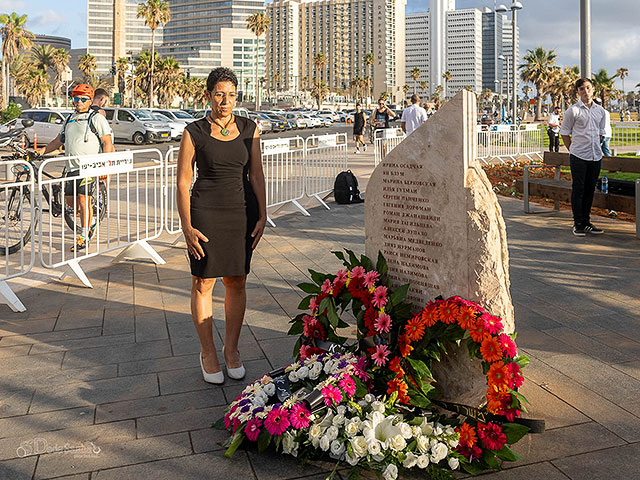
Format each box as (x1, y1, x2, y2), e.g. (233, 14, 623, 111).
(313, 52, 328, 80)
(50, 48, 70, 98)
(1, 12, 35, 109)
(137, 0, 171, 108)
(272, 71, 281, 104)
(409, 66, 420, 95)
(519, 46, 557, 120)
(363, 53, 374, 105)
(246, 12, 270, 110)
(311, 80, 328, 109)
(18, 67, 51, 106)
(616, 67, 628, 111)
(244, 78, 251, 101)
(419, 80, 427, 96)
(78, 53, 97, 82)
(155, 56, 182, 107)
(116, 57, 129, 96)
(31, 44, 55, 74)
(480, 88, 493, 108)
(592, 68, 616, 109)
(402, 84, 410, 104)
(379, 91, 389, 102)
(442, 70, 452, 98)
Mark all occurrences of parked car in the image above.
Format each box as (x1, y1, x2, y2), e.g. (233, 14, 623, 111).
(151, 112, 186, 140)
(193, 107, 250, 119)
(103, 107, 171, 144)
(150, 109, 196, 124)
(248, 112, 272, 134)
(282, 112, 304, 129)
(260, 112, 288, 131)
(318, 110, 340, 122)
(19, 108, 72, 145)
(301, 113, 322, 128)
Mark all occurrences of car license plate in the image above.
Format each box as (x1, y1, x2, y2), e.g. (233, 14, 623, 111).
(161, 133, 168, 137)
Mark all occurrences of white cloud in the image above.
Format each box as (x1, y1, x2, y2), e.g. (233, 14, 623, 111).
(600, 33, 640, 62)
(0, 0, 25, 9)
(29, 10, 67, 28)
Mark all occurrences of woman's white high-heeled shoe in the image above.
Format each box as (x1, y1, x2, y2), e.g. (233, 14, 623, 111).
(200, 353, 224, 384)
(223, 345, 246, 380)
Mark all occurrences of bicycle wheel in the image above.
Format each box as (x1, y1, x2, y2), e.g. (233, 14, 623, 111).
(63, 181, 107, 234)
(0, 186, 34, 256)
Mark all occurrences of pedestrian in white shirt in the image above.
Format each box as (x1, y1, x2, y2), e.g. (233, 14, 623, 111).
(594, 98, 612, 156)
(547, 106, 561, 152)
(560, 77, 607, 237)
(401, 94, 428, 135)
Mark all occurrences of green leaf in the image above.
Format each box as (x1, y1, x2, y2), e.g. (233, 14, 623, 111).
(502, 422, 530, 444)
(298, 282, 321, 294)
(346, 249, 359, 267)
(332, 250, 346, 263)
(308, 269, 326, 285)
(292, 336, 303, 359)
(514, 355, 530, 368)
(360, 254, 374, 272)
(319, 296, 332, 315)
(460, 461, 484, 475)
(495, 445, 521, 462)
(483, 450, 500, 469)
(346, 467, 360, 480)
(297, 296, 312, 310)
(212, 417, 226, 430)
(391, 302, 413, 321)
(224, 432, 245, 458)
(354, 377, 368, 397)
(287, 321, 304, 336)
(407, 357, 433, 381)
(376, 251, 388, 277)
(327, 302, 340, 328)
(257, 429, 271, 453)
(389, 283, 410, 306)
(337, 319, 350, 328)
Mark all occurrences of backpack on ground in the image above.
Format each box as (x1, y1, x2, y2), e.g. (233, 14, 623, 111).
(334, 170, 364, 204)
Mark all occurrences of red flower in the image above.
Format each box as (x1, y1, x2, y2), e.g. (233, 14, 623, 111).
(398, 334, 413, 357)
(244, 418, 262, 441)
(480, 336, 504, 363)
(456, 423, 477, 448)
(457, 306, 477, 330)
(487, 361, 510, 391)
(321, 279, 332, 294)
(437, 301, 459, 324)
(405, 315, 426, 341)
(456, 443, 483, 461)
(289, 403, 311, 429)
(363, 308, 378, 337)
(498, 334, 518, 358)
(387, 377, 409, 403)
(478, 422, 507, 450)
(374, 313, 392, 334)
(421, 305, 438, 326)
(371, 344, 390, 367)
(507, 362, 524, 389)
(372, 286, 388, 308)
(303, 316, 326, 341)
(388, 357, 405, 377)
(481, 313, 504, 335)
(486, 387, 512, 414)
(469, 317, 488, 343)
(363, 270, 380, 289)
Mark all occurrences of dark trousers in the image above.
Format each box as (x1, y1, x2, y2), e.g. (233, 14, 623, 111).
(547, 129, 559, 152)
(569, 154, 601, 227)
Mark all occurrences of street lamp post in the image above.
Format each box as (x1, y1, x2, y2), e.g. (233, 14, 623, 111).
(497, 1, 522, 125)
(580, 0, 591, 78)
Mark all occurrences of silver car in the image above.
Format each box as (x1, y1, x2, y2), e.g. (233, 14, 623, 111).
(19, 109, 72, 146)
(103, 108, 172, 144)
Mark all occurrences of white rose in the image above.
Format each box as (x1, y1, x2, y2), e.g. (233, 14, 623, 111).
(332, 414, 346, 426)
(263, 383, 275, 396)
(336, 405, 347, 415)
(330, 439, 346, 458)
(297, 366, 309, 379)
(448, 456, 459, 470)
(350, 436, 368, 457)
(326, 425, 339, 441)
(324, 360, 334, 374)
(382, 464, 398, 480)
(288, 371, 299, 383)
(411, 426, 422, 438)
(345, 420, 360, 437)
(309, 424, 324, 440)
(309, 364, 322, 380)
(319, 435, 331, 452)
(448, 439, 459, 449)
(367, 440, 382, 456)
(416, 455, 430, 469)
(430, 442, 448, 463)
(389, 434, 406, 452)
(345, 451, 360, 466)
(252, 397, 265, 408)
(371, 401, 385, 413)
(403, 452, 419, 468)
(399, 423, 413, 440)
(416, 435, 430, 454)
(420, 420, 434, 436)
(364, 393, 375, 403)
(282, 432, 298, 456)
(434, 425, 443, 436)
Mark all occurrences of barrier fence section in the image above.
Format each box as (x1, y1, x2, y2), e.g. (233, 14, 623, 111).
(38, 149, 165, 288)
(0, 160, 35, 312)
(304, 133, 348, 209)
(477, 124, 543, 163)
(374, 128, 406, 167)
(261, 136, 307, 226)
(165, 147, 182, 235)
(611, 123, 640, 148)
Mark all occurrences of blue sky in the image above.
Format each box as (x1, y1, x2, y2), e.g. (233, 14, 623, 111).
(4, 0, 639, 93)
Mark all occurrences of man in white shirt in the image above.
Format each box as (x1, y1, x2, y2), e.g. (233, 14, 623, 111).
(560, 77, 607, 237)
(401, 94, 428, 135)
(547, 106, 561, 152)
(594, 98, 612, 156)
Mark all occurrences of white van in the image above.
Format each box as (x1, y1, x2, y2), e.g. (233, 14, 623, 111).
(103, 108, 172, 144)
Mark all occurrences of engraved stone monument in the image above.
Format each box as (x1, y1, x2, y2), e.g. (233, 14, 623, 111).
(364, 90, 514, 405)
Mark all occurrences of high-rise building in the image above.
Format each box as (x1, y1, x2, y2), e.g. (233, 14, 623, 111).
(429, 0, 455, 95)
(405, 13, 429, 98)
(265, 0, 300, 96)
(446, 8, 483, 95)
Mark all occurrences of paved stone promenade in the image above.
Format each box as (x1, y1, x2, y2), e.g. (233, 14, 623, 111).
(1, 157, 639, 479)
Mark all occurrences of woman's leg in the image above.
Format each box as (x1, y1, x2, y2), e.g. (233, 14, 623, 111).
(222, 275, 247, 368)
(191, 276, 220, 373)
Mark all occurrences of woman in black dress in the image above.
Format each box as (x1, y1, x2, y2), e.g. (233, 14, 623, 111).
(176, 68, 267, 384)
(352, 103, 367, 154)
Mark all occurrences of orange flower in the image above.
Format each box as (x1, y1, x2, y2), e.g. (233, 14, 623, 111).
(437, 301, 459, 324)
(398, 334, 414, 357)
(405, 315, 426, 342)
(487, 361, 510, 391)
(389, 356, 405, 377)
(469, 317, 488, 343)
(421, 306, 438, 327)
(387, 378, 409, 404)
(480, 336, 504, 363)
(486, 387, 512, 414)
(456, 423, 477, 448)
(457, 306, 477, 330)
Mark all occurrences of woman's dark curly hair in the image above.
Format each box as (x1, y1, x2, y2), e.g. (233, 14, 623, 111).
(206, 67, 238, 91)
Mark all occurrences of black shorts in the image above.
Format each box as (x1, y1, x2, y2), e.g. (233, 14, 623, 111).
(64, 170, 95, 197)
(353, 127, 364, 136)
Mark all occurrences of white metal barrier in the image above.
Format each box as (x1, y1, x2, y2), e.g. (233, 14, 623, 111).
(0, 160, 35, 312)
(611, 123, 640, 147)
(304, 133, 348, 209)
(374, 128, 406, 167)
(165, 147, 183, 236)
(38, 149, 165, 288)
(261, 136, 307, 226)
(477, 124, 544, 163)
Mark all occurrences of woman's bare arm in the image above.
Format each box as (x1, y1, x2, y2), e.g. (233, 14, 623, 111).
(248, 127, 267, 249)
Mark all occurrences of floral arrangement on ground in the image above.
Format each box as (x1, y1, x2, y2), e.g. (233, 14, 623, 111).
(217, 250, 534, 480)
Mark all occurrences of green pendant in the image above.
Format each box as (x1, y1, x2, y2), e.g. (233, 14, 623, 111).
(221, 128, 230, 136)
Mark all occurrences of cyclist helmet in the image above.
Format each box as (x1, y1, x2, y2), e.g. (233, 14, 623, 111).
(71, 84, 94, 99)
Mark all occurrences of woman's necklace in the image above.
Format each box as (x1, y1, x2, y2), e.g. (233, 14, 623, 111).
(208, 113, 234, 136)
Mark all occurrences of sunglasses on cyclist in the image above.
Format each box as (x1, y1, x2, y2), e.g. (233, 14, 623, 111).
(72, 96, 91, 102)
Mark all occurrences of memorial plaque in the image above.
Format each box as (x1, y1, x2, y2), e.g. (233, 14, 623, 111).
(365, 90, 514, 404)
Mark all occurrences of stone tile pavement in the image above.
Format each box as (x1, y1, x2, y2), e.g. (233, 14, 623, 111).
(1, 150, 639, 479)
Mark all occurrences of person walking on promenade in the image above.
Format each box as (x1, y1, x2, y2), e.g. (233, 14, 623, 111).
(353, 103, 367, 153)
(594, 98, 612, 156)
(372, 99, 396, 131)
(176, 67, 267, 384)
(560, 77, 607, 237)
(547, 106, 561, 152)
(401, 94, 428, 135)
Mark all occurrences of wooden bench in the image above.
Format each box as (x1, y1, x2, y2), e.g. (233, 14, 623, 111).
(518, 152, 640, 238)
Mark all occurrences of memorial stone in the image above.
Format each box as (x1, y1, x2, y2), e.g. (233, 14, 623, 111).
(365, 90, 514, 405)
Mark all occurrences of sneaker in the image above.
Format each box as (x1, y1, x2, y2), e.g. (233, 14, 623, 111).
(71, 235, 87, 252)
(88, 217, 97, 239)
(363, 144, 367, 151)
(354, 150, 359, 154)
(584, 223, 604, 234)
(572, 225, 586, 237)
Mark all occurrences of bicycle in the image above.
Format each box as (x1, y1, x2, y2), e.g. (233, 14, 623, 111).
(0, 145, 107, 255)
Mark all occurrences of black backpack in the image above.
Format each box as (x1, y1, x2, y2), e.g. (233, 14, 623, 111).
(334, 170, 364, 204)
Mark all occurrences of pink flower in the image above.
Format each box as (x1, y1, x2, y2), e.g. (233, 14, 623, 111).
(299, 345, 311, 361)
(264, 406, 290, 436)
(363, 271, 380, 289)
(338, 376, 356, 398)
(309, 297, 319, 315)
(244, 418, 262, 442)
(374, 313, 392, 334)
(232, 417, 241, 433)
(371, 286, 388, 308)
(350, 266, 366, 279)
(224, 412, 233, 430)
(481, 313, 504, 335)
(498, 334, 518, 358)
(289, 403, 311, 429)
(371, 344, 390, 367)
(506, 362, 524, 389)
(303, 316, 326, 340)
(336, 269, 348, 282)
(321, 279, 332, 294)
(321, 384, 343, 407)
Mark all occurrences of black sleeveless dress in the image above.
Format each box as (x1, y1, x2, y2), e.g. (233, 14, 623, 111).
(186, 116, 259, 278)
